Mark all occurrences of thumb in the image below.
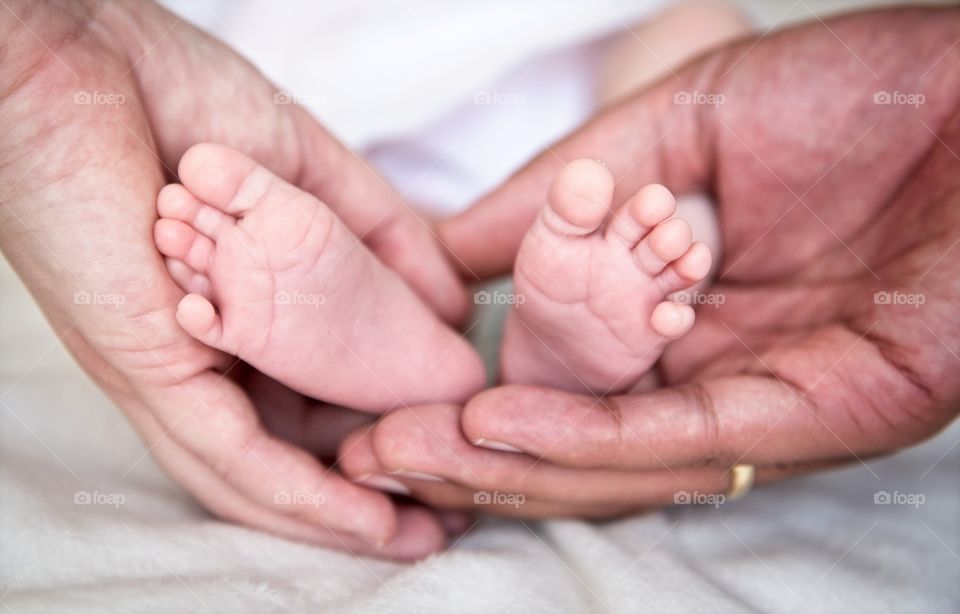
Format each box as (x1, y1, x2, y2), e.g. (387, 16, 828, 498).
(438, 73, 712, 280)
(130, 1, 468, 322)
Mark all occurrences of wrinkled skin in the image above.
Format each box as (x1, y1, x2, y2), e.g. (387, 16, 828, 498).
(0, 0, 469, 559)
(339, 7, 960, 516)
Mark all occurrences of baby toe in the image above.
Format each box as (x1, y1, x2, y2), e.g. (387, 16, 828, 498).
(164, 257, 212, 298)
(178, 143, 274, 217)
(657, 241, 712, 295)
(176, 293, 225, 349)
(542, 159, 614, 236)
(158, 183, 234, 240)
(650, 301, 695, 338)
(633, 217, 692, 275)
(154, 218, 216, 273)
(607, 183, 676, 246)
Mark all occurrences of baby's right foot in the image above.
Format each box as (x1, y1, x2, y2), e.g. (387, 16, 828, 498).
(154, 144, 485, 412)
(501, 159, 711, 394)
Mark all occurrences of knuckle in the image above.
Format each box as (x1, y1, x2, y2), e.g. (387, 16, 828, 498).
(208, 417, 261, 486)
(371, 411, 421, 471)
(561, 396, 622, 467)
(682, 382, 727, 467)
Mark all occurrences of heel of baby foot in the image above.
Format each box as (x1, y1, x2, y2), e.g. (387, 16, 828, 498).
(176, 294, 225, 349)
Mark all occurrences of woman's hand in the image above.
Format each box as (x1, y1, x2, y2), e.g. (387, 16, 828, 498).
(0, 0, 463, 557)
(339, 7, 960, 516)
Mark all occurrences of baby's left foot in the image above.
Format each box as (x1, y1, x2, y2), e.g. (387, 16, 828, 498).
(501, 159, 711, 393)
(153, 144, 485, 412)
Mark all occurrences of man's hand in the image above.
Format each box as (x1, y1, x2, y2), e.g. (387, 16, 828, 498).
(338, 7, 960, 515)
(0, 0, 462, 557)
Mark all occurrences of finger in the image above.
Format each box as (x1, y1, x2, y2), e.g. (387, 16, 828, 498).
(437, 79, 710, 279)
(345, 413, 852, 516)
(436, 510, 475, 538)
(339, 409, 851, 517)
(397, 461, 855, 519)
(377, 481, 637, 519)
(341, 423, 635, 517)
(144, 368, 400, 545)
(339, 404, 730, 507)
(459, 372, 894, 472)
(129, 393, 445, 560)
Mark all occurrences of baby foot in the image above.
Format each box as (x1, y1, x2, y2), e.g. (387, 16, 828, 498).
(154, 144, 485, 412)
(501, 159, 711, 394)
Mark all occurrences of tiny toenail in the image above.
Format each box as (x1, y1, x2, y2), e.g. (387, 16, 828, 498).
(472, 438, 523, 453)
(355, 474, 411, 495)
(390, 469, 445, 482)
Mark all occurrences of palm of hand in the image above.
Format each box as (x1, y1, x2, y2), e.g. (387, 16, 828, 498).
(0, 0, 449, 557)
(659, 44, 960, 463)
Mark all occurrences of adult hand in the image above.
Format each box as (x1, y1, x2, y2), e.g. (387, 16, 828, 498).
(0, 0, 462, 557)
(339, 7, 960, 515)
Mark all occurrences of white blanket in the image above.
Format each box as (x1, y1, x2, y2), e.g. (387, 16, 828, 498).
(3, 0, 958, 611)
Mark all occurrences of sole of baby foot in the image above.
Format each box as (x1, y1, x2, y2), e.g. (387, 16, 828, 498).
(155, 143, 486, 412)
(501, 158, 711, 394)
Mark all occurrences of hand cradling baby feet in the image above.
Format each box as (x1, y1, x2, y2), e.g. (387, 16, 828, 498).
(500, 159, 712, 394)
(154, 143, 486, 413)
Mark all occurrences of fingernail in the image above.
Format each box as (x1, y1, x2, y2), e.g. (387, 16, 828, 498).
(349, 529, 389, 550)
(355, 474, 411, 495)
(472, 438, 522, 453)
(390, 469, 445, 482)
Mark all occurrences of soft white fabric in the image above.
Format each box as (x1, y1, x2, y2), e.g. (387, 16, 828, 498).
(161, 0, 665, 151)
(3, 0, 959, 612)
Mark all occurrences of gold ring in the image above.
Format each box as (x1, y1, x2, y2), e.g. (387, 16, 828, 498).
(724, 464, 755, 500)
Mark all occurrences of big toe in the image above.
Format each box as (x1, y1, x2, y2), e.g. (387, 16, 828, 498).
(177, 143, 274, 216)
(543, 159, 615, 235)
